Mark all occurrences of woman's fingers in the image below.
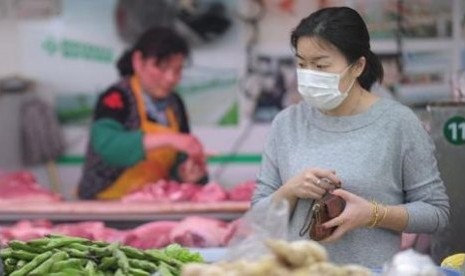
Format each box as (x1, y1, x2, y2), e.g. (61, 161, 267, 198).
(330, 188, 353, 201)
(311, 168, 341, 186)
(320, 223, 347, 243)
(315, 178, 336, 191)
(322, 215, 345, 229)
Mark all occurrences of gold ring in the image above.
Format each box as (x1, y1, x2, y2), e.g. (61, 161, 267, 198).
(316, 179, 322, 187)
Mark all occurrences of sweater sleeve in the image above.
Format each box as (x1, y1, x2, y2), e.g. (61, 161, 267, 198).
(91, 119, 145, 167)
(401, 112, 450, 233)
(252, 116, 283, 209)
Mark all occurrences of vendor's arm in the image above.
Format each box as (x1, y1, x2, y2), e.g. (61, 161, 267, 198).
(143, 93, 204, 158)
(166, 93, 208, 184)
(92, 90, 204, 167)
(91, 89, 145, 167)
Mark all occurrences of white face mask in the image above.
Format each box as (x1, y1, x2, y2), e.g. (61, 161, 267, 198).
(297, 66, 356, 111)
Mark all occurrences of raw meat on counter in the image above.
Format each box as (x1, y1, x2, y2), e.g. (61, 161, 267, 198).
(0, 217, 241, 249)
(122, 179, 256, 203)
(191, 183, 228, 203)
(170, 217, 229, 248)
(227, 180, 256, 201)
(53, 221, 126, 243)
(0, 171, 61, 202)
(0, 220, 52, 242)
(122, 180, 201, 203)
(124, 221, 179, 249)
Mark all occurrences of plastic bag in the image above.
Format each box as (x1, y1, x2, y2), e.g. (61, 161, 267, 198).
(224, 199, 289, 262)
(382, 249, 442, 276)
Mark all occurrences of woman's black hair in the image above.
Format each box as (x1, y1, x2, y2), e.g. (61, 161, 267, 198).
(291, 7, 383, 90)
(116, 26, 190, 77)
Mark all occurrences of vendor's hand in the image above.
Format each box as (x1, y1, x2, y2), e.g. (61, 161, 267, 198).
(172, 134, 204, 159)
(320, 189, 373, 243)
(178, 157, 207, 183)
(282, 168, 341, 200)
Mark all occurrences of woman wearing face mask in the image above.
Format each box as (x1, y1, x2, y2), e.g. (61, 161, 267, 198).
(252, 7, 449, 268)
(78, 27, 208, 200)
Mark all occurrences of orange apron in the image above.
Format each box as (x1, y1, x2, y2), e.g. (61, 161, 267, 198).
(97, 76, 179, 199)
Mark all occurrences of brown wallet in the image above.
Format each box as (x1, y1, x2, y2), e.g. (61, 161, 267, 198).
(309, 192, 346, 241)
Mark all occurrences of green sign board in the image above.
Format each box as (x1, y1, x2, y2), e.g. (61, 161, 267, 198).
(443, 116, 465, 145)
(42, 37, 114, 64)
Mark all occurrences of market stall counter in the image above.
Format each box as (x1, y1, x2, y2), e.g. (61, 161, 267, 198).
(0, 201, 250, 222)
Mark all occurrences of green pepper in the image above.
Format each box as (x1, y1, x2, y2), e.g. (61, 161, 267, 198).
(84, 260, 97, 276)
(43, 237, 91, 250)
(129, 267, 151, 276)
(112, 248, 129, 274)
(0, 248, 12, 259)
(62, 248, 90, 259)
(4, 257, 17, 274)
(48, 268, 87, 276)
(10, 250, 38, 261)
(158, 262, 175, 276)
(8, 240, 46, 254)
(145, 250, 182, 267)
(128, 259, 158, 272)
(29, 251, 68, 275)
(120, 246, 146, 260)
(16, 259, 26, 269)
(51, 258, 85, 272)
(46, 234, 89, 243)
(98, 257, 117, 271)
(3, 257, 17, 267)
(10, 251, 53, 276)
(70, 243, 107, 256)
(27, 237, 52, 247)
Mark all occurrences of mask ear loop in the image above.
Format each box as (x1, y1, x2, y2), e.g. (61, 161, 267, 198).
(339, 63, 357, 94)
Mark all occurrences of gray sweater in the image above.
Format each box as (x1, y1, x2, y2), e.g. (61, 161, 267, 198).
(252, 98, 450, 268)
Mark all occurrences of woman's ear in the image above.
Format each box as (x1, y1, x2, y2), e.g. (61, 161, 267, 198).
(353, 56, 366, 77)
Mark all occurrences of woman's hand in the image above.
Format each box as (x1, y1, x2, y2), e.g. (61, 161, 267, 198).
(283, 168, 341, 200)
(320, 189, 373, 243)
(178, 157, 207, 183)
(274, 168, 341, 210)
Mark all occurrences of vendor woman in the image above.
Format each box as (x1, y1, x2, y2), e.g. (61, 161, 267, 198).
(78, 27, 208, 200)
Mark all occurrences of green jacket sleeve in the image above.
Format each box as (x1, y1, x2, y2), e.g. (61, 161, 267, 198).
(91, 118, 145, 167)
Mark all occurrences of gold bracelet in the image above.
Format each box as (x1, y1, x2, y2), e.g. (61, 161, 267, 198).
(377, 205, 389, 226)
(369, 200, 380, 228)
(366, 200, 376, 227)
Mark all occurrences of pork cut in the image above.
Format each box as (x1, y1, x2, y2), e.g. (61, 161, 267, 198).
(0, 171, 61, 202)
(170, 216, 228, 248)
(191, 182, 228, 203)
(124, 221, 179, 249)
(227, 180, 256, 201)
(122, 180, 201, 203)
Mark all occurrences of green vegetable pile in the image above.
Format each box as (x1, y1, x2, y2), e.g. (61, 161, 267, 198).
(0, 235, 203, 276)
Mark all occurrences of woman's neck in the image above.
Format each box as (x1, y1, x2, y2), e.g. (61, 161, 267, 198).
(323, 85, 376, 117)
